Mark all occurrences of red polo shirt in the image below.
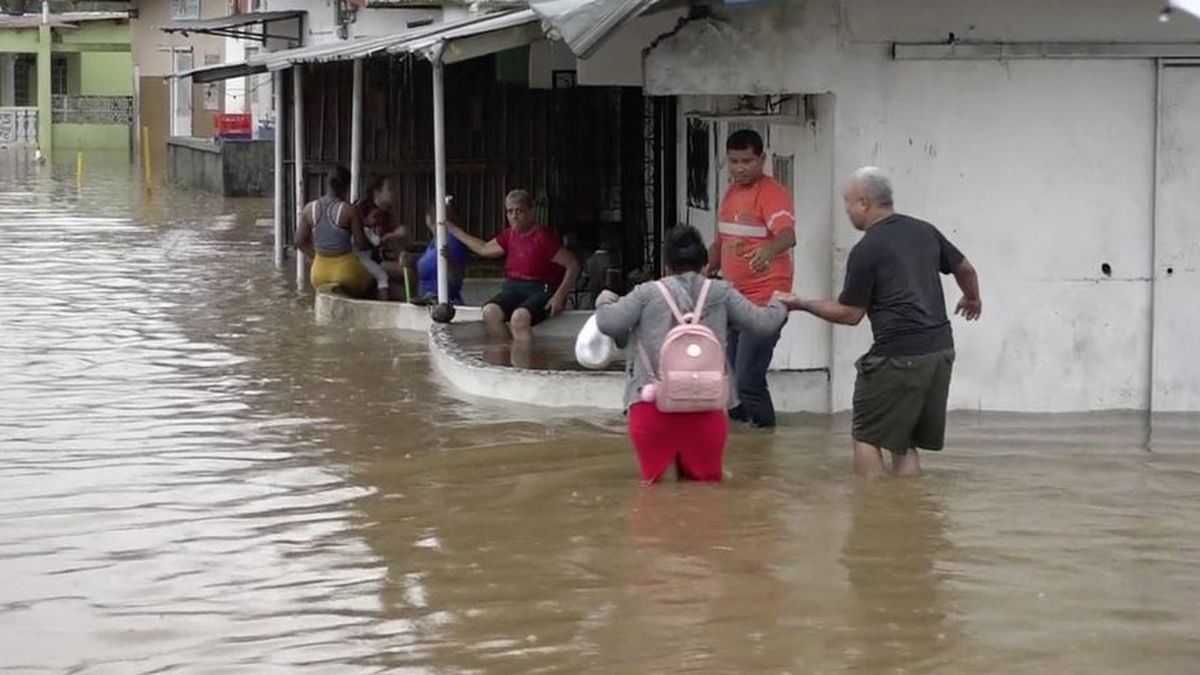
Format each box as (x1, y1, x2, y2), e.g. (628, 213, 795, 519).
(496, 225, 564, 286)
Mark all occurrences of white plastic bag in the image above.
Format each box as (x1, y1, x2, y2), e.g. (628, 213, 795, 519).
(575, 313, 617, 369)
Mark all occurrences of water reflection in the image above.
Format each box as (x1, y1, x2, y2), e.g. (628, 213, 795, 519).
(842, 480, 956, 671)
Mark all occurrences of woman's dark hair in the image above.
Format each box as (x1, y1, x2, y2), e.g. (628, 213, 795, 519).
(426, 198, 459, 225)
(328, 166, 351, 198)
(664, 225, 708, 273)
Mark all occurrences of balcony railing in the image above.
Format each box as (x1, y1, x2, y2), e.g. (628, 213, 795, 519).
(52, 95, 134, 125)
(0, 107, 38, 146)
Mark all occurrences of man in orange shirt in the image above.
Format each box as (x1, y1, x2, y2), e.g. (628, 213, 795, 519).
(708, 129, 797, 428)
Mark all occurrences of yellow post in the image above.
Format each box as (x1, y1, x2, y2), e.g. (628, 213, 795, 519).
(402, 265, 413, 301)
(141, 125, 152, 191)
(75, 151, 83, 191)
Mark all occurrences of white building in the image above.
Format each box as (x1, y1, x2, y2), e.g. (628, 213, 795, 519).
(549, 0, 1200, 415)
(175, 0, 1200, 415)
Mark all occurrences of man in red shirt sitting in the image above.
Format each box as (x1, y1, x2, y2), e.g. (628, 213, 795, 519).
(447, 189, 580, 343)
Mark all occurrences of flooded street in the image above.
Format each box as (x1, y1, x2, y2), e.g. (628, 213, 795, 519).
(2, 152, 1199, 673)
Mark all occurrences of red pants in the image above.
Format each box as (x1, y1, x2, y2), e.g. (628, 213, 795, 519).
(627, 402, 728, 482)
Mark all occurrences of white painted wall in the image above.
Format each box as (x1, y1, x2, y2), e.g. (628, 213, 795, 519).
(599, 0, 1193, 413)
(1151, 64, 1200, 412)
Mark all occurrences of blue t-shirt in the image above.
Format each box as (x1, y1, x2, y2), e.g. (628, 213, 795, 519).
(418, 234, 469, 303)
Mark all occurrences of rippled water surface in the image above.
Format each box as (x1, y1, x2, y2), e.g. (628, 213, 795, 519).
(2, 151, 1199, 673)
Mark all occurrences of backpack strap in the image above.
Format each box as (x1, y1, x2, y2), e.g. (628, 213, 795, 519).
(654, 277, 711, 325)
(692, 278, 713, 323)
(653, 280, 687, 325)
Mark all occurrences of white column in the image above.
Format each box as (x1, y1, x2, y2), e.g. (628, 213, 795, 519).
(293, 64, 306, 290)
(432, 54, 448, 305)
(349, 58, 363, 203)
(273, 71, 285, 270)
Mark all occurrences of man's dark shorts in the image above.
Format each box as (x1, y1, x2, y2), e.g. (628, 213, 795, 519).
(487, 279, 554, 326)
(852, 348, 955, 454)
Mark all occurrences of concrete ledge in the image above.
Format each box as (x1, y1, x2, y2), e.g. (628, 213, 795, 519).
(428, 316, 832, 413)
(315, 286, 832, 413)
(429, 322, 627, 411)
(314, 288, 483, 331)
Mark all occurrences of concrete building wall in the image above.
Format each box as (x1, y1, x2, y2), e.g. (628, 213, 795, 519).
(585, 0, 1200, 413)
(53, 123, 131, 149)
(79, 52, 135, 95)
(131, 0, 226, 165)
(131, 0, 226, 78)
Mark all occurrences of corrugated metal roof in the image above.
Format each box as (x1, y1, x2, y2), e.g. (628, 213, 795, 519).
(257, 8, 539, 71)
(530, 0, 657, 58)
(384, 8, 540, 62)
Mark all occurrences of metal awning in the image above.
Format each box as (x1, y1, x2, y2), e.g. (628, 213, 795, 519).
(386, 8, 542, 63)
(1171, 0, 1200, 19)
(258, 8, 541, 71)
(530, 0, 658, 58)
(160, 10, 304, 43)
(166, 59, 266, 84)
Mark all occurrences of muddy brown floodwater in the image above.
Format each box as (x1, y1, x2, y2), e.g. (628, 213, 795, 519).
(1, 151, 1199, 674)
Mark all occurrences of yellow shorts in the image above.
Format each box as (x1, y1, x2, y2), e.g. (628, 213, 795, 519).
(310, 252, 373, 297)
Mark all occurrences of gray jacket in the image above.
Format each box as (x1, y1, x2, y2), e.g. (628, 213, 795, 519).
(595, 272, 788, 410)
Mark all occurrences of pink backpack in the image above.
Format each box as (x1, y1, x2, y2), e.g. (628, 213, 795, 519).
(637, 278, 730, 413)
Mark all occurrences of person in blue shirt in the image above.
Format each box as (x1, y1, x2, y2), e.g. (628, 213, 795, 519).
(411, 201, 470, 305)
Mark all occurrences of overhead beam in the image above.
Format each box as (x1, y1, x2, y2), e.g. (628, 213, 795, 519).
(894, 42, 1200, 61)
(51, 43, 132, 53)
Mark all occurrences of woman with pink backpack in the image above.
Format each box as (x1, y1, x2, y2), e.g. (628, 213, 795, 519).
(595, 226, 788, 482)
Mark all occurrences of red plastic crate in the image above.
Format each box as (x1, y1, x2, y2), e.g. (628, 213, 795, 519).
(214, 113, 252, 139)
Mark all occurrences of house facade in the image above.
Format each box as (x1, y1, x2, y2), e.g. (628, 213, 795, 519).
(0, 10, 134, 152)
(574, 0, 1200, 414)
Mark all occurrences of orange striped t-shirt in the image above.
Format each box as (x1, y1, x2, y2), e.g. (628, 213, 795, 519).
(717, 175, 796, 305)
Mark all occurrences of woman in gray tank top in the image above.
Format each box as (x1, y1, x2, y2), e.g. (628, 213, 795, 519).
(297, 166, 376, 298)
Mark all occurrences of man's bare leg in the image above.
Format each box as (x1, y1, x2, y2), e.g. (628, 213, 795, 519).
(482, 303, 510, 340)
(510, 340, 533, 369)
(510, 308, 535, 344)
(853, 441, 888, 478)
(892, 448, 921, 477)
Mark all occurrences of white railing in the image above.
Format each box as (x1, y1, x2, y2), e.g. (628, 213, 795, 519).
(0, 107, 38, 146)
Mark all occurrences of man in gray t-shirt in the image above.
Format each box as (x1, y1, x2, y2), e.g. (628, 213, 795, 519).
(777, 167, 982, 478)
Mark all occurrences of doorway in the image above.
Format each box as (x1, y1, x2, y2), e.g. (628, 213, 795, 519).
(678, 93, 836, 371)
